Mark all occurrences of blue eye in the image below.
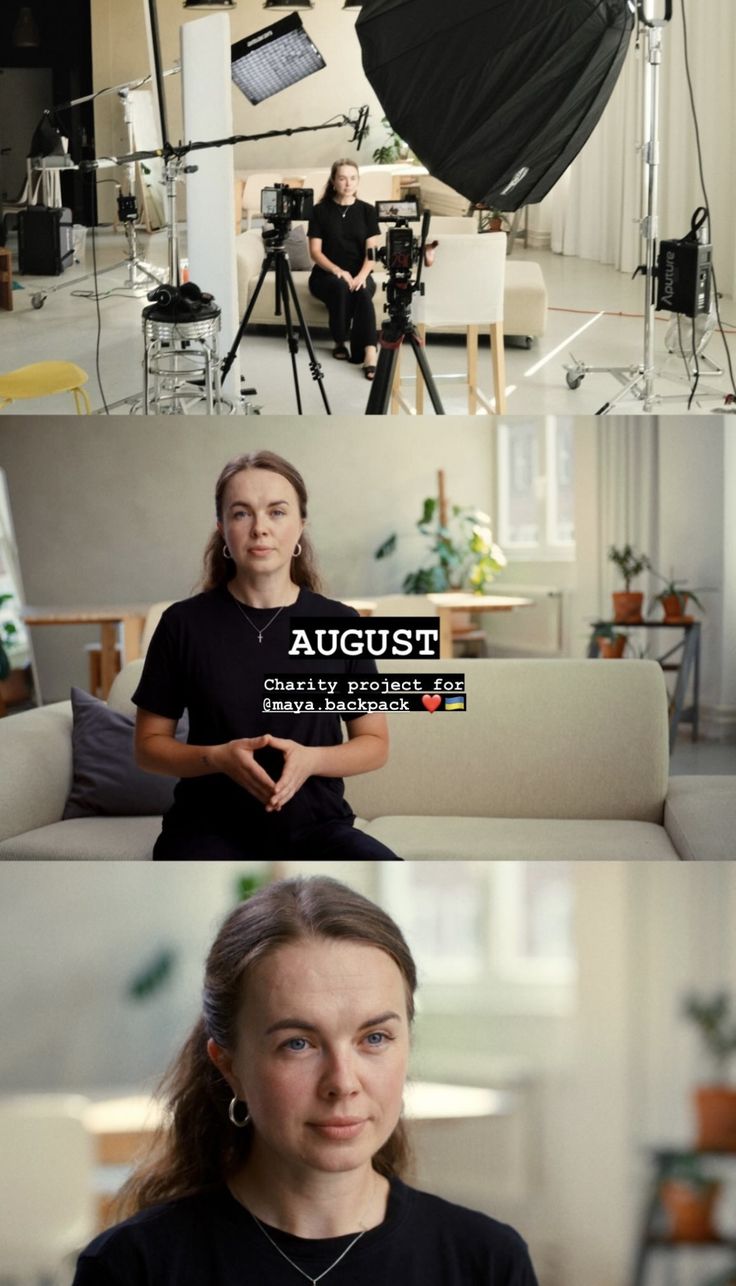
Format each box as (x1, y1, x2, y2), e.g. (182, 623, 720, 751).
(284, 1037, 309, 1052)
(365, 1032, 388, 1047)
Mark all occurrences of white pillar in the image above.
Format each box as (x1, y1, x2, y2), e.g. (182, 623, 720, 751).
(181, 13, 241, 396)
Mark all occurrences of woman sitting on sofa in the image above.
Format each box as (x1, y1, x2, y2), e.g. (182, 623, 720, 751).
(132, 450, 397, 860)
(307, 159, 381, 379)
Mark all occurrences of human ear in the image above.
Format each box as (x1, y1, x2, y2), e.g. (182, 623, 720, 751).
(207, 1037, 241, 1098)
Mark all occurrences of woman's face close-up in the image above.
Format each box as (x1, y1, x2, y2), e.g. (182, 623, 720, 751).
(333, 166, 359, 201)
(219, 937, 410, 1180)
(218, 468, 304, 582)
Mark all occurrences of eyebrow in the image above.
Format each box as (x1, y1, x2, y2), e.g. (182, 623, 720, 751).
(264, 1010, 402, 1036)
(228, 499, 291, 510)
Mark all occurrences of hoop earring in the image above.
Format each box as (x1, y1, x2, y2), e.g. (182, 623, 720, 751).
(293, 542, 302, 558)
(223, 543, 233, 560)
(228, 1097, 251, 1129)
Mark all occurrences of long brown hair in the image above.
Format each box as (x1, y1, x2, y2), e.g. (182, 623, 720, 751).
(320, 158, 360, 204)
(114, 877, 417, 1220)
(201, 451, 323, 592)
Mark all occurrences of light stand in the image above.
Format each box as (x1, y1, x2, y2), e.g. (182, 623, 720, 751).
(564, 0, 726, 414)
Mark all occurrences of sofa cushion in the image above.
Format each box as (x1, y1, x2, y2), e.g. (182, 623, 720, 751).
(0, 816, 160, 860)
(360, 816, 679, 860)
(62, 687, 185, 819)
(664, 776, 736, 860)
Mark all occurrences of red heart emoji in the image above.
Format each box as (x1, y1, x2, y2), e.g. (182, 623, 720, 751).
(422, 694, 441, 713)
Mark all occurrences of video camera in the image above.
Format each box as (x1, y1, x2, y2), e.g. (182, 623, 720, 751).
(261, 183, 314, 223)
(373, 197, 435, 320)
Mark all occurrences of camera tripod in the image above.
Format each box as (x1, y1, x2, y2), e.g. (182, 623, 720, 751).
(366, 289, 445, 415)
(221, 223, 330, 415)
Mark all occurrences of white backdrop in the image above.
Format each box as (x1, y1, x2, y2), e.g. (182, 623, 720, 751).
(529, 0, 736, 299)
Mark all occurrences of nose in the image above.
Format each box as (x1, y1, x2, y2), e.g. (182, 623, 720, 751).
(250, 511, 270, 536)
(319, 1047, 361, 1100)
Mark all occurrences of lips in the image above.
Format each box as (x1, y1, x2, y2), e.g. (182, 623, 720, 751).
(309, 1117, 367, 1140)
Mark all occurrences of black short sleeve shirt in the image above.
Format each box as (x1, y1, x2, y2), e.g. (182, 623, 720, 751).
(307, 198, 380, 275)
(131, 586, 377, 826)
(72, 1180, 539, 1286)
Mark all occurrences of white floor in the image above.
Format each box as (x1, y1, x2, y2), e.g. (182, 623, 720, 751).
(2, 226, 735, 418)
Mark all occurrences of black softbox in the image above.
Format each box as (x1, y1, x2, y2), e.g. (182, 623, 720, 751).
(356, 0, 636, 210)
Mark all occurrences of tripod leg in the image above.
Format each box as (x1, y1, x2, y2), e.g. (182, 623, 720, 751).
(366, 339, 401, 415)
(407, 330, 445, 414)
(276, 256, 303, 415)
(221, 254, 272, 383)
(282, 262, 331, 415)
(416, 324, 427, 415)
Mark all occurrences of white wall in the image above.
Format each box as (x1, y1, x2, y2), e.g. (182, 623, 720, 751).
(91, 0, 388, 222)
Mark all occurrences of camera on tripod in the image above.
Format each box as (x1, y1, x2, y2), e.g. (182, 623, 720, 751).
(261, 184, 314, 223)
(374, 198, 422, 281)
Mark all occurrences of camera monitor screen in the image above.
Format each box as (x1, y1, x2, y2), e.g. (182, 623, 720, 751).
(231, 14, 326, 106)
(375, 198, 420, 222)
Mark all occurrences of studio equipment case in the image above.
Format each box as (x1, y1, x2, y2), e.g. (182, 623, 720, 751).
(18, 205, 74, 275)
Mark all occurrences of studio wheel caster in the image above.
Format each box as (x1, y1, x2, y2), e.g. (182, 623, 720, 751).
(31, 293, 46, 310)
(566, 369, 584, 390)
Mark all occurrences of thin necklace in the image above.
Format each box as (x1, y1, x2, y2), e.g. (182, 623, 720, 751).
(249, 1213, 369, 1285)
(230, 595, 287, 645)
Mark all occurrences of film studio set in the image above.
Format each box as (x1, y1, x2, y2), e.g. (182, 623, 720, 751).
(0, 0, 734, 418)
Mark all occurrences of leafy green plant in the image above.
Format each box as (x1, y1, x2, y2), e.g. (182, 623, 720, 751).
(589, 620, 628, 645)
(660, 1152, 719, 1194)
(375, 497, 506, 594)
(683, 992, 736, 1081)
(608, 544, 651, 590)
(478, 207, 510, 232)
(0, 592, 20, 681)
(372, 117, 413, 165)
(650, 573, 706, 616)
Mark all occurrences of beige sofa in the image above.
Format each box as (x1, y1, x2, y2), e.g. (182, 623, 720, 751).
(235, 217, 548, 344)
(0, 658, 733, 861)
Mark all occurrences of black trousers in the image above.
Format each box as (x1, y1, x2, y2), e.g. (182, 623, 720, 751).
(152, 816, 400, 860)
(308, 267, 378, 363)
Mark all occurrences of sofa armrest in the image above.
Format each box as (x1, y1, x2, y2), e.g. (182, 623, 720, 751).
(0, 701, 74, 841)
(664, 776, 736, 860)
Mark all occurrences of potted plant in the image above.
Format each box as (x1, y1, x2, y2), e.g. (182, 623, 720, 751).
(608, 544, 651, 622)
(658, 1153, 721, 1242)
(0, 592, 31, 713)
(375, 496, 507, 595)
(650, 573, 706, 623)
(589, 620, 628, 659)
(372, 118, 414, 165)
(683, 992, 736, 1151)
(476, 205, 511, 233)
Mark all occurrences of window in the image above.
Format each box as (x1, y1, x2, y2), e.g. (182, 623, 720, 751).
(496, 417, 575, 560)
(379, 863, 576, 1015)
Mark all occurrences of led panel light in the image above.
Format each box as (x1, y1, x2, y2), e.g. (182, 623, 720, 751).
(231, 13, 325, 105)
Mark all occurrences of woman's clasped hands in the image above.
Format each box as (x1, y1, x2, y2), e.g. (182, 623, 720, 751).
(210, 735, 319, 811)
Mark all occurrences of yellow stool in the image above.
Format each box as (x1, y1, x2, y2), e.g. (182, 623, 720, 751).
(0, 361, 91, 413)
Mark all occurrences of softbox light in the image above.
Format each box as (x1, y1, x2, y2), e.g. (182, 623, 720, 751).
(231, 13, 325, 105)
(356, 0, 636, 210)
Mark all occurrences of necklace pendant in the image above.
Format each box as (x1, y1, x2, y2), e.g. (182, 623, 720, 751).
(257, 633, 263, 644)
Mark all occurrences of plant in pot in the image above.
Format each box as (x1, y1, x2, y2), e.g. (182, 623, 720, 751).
(372, 117, 414, 165)
(0, 592, 31, 712)
(650, 573, 706, 624)
(477, 205, 511, 233)
(658, 1153, 722, 1243)
(375, 496, 507, 595)
(589, 620, 628, 659)
(608, 544, 651, 623)
(683, 992, 736, 1151)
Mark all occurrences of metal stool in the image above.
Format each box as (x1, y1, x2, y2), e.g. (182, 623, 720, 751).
(142, 301, 222, 414)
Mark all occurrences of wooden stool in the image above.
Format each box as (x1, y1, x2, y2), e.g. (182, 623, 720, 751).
(85, 643, 122, 699)
(0, 246, 13, 311)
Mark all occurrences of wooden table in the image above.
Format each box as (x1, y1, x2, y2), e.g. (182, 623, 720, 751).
(427, 592, 534, 658)
(23, 606, 148, 699)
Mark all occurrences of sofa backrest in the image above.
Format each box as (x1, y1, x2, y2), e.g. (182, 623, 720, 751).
(110, 658, 669, 823)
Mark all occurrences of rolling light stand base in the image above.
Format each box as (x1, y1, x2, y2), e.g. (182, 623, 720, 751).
(564, 355, 728, 415)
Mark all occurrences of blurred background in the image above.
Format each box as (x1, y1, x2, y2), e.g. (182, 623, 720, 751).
(2, 859, 736, 1286)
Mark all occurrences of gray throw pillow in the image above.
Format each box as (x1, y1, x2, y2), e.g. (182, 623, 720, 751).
(63, 687, 188, 819)
(284, 224, 313, 272)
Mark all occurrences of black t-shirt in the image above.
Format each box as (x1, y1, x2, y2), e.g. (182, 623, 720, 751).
(131, 586, 377, 830)
(308, 199, 380, 276)
(72, 1180, 538, 1286)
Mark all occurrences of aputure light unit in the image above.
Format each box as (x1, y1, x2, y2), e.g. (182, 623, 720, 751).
(231, 13, 325, 105)
(356, 0, 636, 210)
